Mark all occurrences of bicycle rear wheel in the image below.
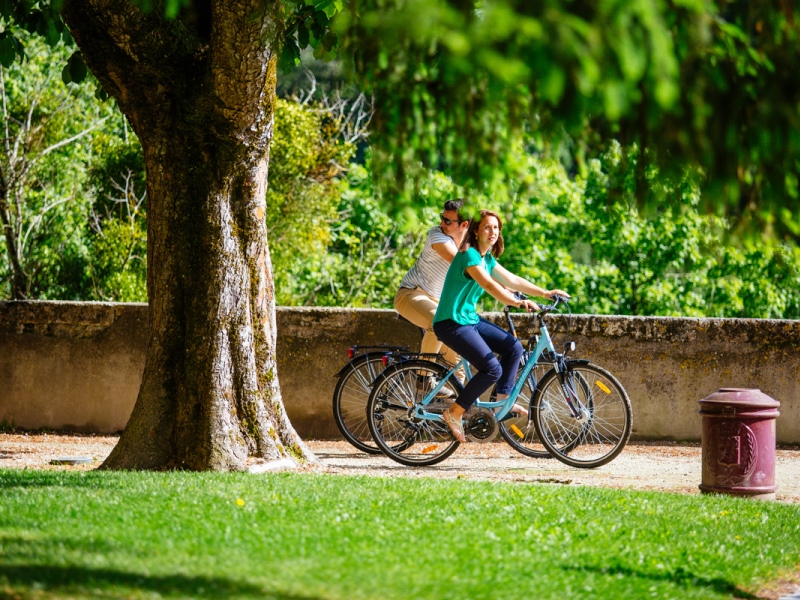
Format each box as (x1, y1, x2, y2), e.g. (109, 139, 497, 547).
(498, 363, 551, 459)
(367, 360, 463, 466)
(533, 363, 632, 468)
(332, 353, 388, 454)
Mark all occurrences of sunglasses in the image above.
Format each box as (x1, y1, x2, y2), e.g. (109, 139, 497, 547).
(440, 214, 464, 226)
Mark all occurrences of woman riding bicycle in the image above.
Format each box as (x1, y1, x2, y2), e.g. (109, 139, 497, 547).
(433, 209, 570, 442)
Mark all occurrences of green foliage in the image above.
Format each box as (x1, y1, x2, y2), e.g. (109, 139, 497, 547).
(495, 142, 800, 318)
(334, 0, 800, 239)
(284, 163, 427, 307)
(83, 122, 148, 302)
(0, 1, 71, 65)
(2, 469, 800, 599)
(268, 98, 354, 304)
(660, 1, 800, 238)
(335, 0, 682, 193)
(267, 94, 459, 308)
(2, 16, 796, 317)
(0, 28, 109, 300)
(280, 0, 344, 73)
(60, 50, 86, 84)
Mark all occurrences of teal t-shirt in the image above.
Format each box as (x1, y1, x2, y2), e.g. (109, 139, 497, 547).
(433, 247, 497, 325)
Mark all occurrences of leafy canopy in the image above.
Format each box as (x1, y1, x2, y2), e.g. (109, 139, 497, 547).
(4, 0, 798, 241)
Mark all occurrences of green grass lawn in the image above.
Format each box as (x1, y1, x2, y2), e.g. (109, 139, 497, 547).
(1, 469, 798, 600)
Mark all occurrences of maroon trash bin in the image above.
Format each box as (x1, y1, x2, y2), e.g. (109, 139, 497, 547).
(699, 388, 780, 500)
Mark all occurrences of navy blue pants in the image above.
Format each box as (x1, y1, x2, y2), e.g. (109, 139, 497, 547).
(433, 317, 523, 411)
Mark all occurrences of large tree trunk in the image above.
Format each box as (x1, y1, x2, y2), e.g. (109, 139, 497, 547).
(62, 0, 314, 470)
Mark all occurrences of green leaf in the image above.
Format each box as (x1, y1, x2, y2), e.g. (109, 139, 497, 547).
(310, 20, 325, 42)
(61, 61, 72, 85)
(94, 83, 109, 101)
(278, 45, 298, 73)
(321, 30, 337, 52)
(67, 52, 87, 83)
(0, 31, 20, 68)
(298, 21, 310, 48)
(43, 17, 61, 45)
(321, 0, 341, 19)
(314, 9, 329, 27)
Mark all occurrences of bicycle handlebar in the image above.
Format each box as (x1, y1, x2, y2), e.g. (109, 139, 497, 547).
(508, 291, 570, 313)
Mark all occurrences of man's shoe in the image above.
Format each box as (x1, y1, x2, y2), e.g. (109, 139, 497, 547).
(494, 402, 528, 417)
(510, 403, 528, 416)
(416, 375, 456, 400)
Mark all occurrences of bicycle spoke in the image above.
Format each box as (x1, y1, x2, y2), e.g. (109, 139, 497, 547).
(534, 364, 632, 468)
(499, 363, 551, 459)
(332, 355, 388, 454)
(367, 360, 462, 466)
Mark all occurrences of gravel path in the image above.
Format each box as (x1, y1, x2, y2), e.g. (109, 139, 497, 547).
(2, 433, 799, 503)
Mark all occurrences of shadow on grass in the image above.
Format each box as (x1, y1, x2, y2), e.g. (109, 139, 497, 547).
(564, 563, 758, 599)
(0, 469, 119, 490)
(0, 564, 322, 600)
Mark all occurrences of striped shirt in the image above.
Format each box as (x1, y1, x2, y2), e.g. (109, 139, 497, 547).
(399, 227, 456, 299)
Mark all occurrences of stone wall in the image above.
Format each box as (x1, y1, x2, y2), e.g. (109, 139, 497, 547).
(1, 301, 798, 443)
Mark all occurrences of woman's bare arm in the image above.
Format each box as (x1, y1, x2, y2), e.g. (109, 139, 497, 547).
(465, 264, 540, 311)
(491, 263, 570, 300)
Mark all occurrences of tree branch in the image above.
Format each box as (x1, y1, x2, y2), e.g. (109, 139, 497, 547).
(33, 118, 107, 163)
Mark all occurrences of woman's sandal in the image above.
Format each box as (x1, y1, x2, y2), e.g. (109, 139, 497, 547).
(441, 409, 466, 443)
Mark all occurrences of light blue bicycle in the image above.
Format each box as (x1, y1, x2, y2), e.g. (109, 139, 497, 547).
(366, 295, 632, 468)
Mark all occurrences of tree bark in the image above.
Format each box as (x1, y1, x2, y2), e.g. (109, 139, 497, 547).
(62, 0, 314, 470)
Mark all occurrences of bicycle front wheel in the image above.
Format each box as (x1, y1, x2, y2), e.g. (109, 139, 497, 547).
(533, 363, 632, 468)
(332, 353, 388, 454)
(367, 360, 463, 466)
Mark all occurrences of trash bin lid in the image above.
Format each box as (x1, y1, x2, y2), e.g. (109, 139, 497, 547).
(699, 388, 780, 409)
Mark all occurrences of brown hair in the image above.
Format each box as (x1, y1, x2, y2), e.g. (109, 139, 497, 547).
(443, 198, 468, 222)
(463, 209, 504, 258)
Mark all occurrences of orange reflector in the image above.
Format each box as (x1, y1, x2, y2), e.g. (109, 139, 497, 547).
(422, 445, 438, 454)
(596, 381, 611, 394)
(510, 424, 524, 439)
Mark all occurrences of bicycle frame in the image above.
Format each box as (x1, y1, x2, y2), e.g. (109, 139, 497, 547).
(412, 308, 586, 423)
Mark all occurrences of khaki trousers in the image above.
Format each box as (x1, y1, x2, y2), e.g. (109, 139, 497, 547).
(394, 286, 460, 367)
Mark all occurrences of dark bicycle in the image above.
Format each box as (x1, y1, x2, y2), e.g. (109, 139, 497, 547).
(332, 344, 411, 454)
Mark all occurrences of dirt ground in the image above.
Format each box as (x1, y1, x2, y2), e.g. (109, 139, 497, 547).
(2, 432, 800, 599)
(2, 432, 799, 503)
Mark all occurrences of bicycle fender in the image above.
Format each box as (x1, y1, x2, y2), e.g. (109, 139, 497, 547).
(333, 352, 389, 377)
(566, 359, 591, 366)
